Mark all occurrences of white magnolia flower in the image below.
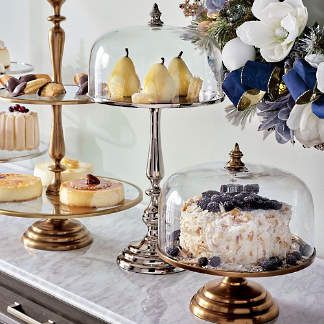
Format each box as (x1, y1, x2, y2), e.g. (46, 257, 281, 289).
(236, 0, 308, 62)
(287, 103, 324, 147)
(317, 62, 324, 93)
(305, 53, 324, 68)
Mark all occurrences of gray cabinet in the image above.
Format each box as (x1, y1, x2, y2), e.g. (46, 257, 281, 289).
(0, 271, 108, 324)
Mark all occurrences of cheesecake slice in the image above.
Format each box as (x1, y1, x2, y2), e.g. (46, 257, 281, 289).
(60, 174, 124, 208)
(0, 174, 42, 202)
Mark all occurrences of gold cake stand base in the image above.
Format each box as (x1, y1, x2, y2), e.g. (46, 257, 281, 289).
(22, 219, 92, 251)
(190, 277, 278, 324)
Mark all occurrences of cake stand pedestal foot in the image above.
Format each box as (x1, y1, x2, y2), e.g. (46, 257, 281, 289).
(190, 277, 279, 323)
(22, 219, 92, 251)
(117, 108, 181, 274)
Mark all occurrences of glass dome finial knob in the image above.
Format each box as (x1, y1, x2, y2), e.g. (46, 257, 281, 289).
(149, 3, 164, 27)
(226, 143, 247, 172)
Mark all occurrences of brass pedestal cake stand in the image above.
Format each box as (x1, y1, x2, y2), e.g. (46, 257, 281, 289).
(0, 0, 142, 251)
(158, 248, 316, 323)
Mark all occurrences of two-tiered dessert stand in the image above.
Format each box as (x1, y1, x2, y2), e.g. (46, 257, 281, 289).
(0, 0, 142, 251)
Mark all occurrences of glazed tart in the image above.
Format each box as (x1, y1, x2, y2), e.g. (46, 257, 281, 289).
(59, 174, 124, 208)
(0, 174, 42, 202)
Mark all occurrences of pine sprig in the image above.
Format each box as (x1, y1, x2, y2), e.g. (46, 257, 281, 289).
(225, 104, 257, 129)
(208, 16, 236, 49)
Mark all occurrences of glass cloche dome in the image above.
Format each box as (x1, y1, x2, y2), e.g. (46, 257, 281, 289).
(89, 4, 224, 107)
(158, 144, 315, 275)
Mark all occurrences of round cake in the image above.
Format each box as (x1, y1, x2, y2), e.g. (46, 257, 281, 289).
(0, 105, 40, 151)
(0, 174, 42, 202)
(59, 174, 124, 208)
(177, 184, 301, 270)
(34, 157, 93, 186)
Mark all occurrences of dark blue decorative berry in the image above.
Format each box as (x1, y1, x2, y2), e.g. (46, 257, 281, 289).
(244, 184, 259, 194)
(260, 256, 282, 271)
(171, 230, 180, 242)
(198, 257, 208, 267)
(202, 191, 220, 198)
(268, 200, 282, 210)
(8, 106, 14, 112)
(197, 198, 210, 210)
(286, 253, 298, 265)
(220, 185, 227, 193)
(227, 184, 243, 194)
(166, 247, 179, 257)
(300, 243, 313, 257)
(210, 194, 221, 203)
(207, 202, 221, 212)
(290, 251, 302, 260)
(223, 200, 235, 212)
(209, 256, 221, 267)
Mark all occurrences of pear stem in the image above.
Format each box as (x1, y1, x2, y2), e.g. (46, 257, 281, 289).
(178, 51, 183, 58)
(161, 57, 165, 65)
(125, 48, 129, 57)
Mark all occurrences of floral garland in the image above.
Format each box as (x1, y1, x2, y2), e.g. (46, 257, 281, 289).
(179, 0, 324, 148)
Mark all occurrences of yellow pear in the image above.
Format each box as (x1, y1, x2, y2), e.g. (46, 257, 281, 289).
(168, 51, 193, 97)
(132, 58, 177, 104)
(108, 48, 140, 100)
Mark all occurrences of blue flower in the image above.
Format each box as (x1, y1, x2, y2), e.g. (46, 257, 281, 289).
(206, 0, 226, 14)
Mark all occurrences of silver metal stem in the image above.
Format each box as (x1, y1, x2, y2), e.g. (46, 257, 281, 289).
(117, 108, 181, 274)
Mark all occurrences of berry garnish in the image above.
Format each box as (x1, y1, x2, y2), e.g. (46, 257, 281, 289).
(209, 256, 221, 267)
(166, 247, 179, 257)
(202, 190, 220, 198)
(197, 198, 210, 210)
(227, 184, 243, 194)
(286, 253, 298, 265)
(300, 243, 312, 256)
(206, 202, 220, 212)
(170, 230, 180, 242)
(220, 185, 227, 193)
(244, 184, 259, 194)
(260, 256, 283, 271)
(86, 174, 100, 185)
(198, 257, 208, 267)
(8, 106, 14, 112)
(222, 200, 235, 212)
(290, 251, 302, 260)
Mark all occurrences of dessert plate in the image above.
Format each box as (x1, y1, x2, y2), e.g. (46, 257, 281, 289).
(157, 241, 316, 278)
(0, 85, 92, 105)
(4, 62, 33, 75)
(94, 91, 224, 109)
(0, 177, 142, 219)
(0, 141, 47, 163)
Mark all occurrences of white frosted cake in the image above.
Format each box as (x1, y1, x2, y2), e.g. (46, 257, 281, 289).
(0, 105, 40, 151)
(0, 40, 10, 70)
(179, 184, 293, 266)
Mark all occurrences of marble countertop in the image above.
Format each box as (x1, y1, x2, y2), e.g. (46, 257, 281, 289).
(0, 166, 324, 323)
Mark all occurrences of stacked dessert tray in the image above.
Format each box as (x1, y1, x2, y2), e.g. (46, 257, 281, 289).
(0, 0, 142, 251)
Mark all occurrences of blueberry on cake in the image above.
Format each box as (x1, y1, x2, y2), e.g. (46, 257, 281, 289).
(179, 184, 294, 269)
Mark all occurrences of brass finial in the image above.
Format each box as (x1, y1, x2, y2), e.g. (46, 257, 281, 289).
(149, 3, 164, 27)
(226, 143, 247, 172)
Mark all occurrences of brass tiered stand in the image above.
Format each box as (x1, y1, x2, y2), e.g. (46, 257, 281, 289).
(0, 0, 142, 251)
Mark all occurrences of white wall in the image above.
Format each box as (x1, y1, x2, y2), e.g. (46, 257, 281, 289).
(1, 0, 324, 257)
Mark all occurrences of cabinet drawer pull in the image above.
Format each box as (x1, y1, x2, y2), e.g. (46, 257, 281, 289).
(7, 302, 55, 324)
